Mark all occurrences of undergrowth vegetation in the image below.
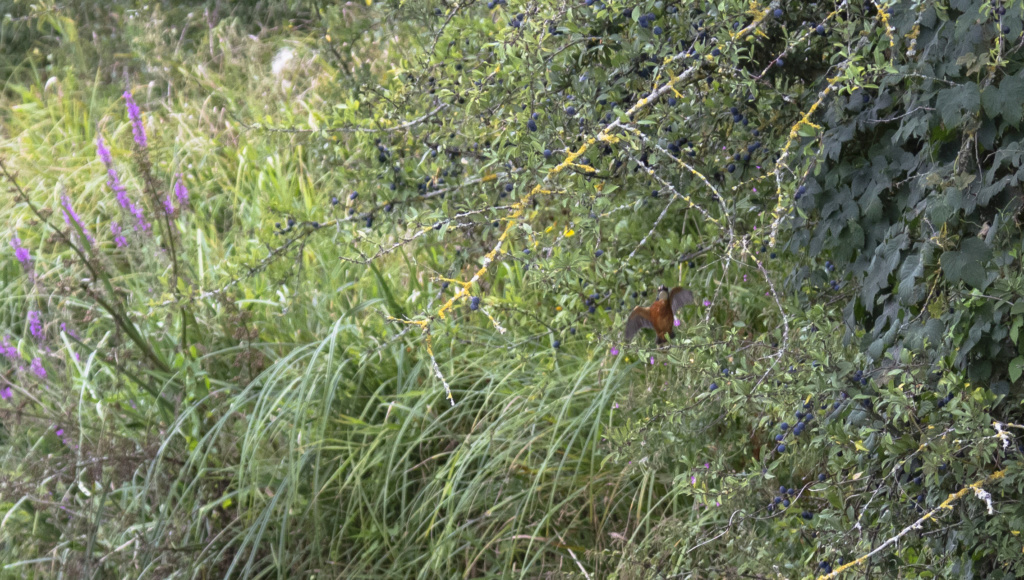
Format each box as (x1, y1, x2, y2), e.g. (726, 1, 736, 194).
(1, 0, 1023, 578)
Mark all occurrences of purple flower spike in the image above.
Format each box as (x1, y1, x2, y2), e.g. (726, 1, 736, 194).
(1, 336, 17, 361)
(60, 195, 95, 245)
(163, 194, 175, 216)
(30, 357, 46, 378)
(10, 235, 30, 267)
(124, 91, 147, 148)
(129, 202, 151, 233)
(173, 175, 190, 209)
(610, 346, 620, 356)
(0, 386, 11, 400)
(110, 221, 128, 248)
(97, 135, 150, 233)
(28, 310, 43, 339)
(96, 134, 114, 165)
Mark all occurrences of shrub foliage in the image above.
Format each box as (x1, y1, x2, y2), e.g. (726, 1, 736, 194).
(1, 0, 1023, 578)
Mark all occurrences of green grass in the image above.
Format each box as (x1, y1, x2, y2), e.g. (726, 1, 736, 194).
(0, 7, 679, 577)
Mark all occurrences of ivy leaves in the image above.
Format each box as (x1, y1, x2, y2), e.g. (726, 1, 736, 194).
(981, 74, 1024, 128)
(940, 237, 993, 290)
(935, 81, 980, 128)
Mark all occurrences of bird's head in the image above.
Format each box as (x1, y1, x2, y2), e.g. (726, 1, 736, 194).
(657, 285, 669, 301)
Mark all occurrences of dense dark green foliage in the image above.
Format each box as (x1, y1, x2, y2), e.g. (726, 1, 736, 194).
(1, 0, 1023, 578)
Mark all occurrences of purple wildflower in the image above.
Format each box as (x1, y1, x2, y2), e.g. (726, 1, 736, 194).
(124, 91, 147, 148)
(0, 386, 11, 400)
(163, 194, 175, 216)
(610, 346, 620, 356)
(173, 175, 190, 209)
(59, 322, 78, 339)
(28, 310, 43, 339)
(55, 427, 64, 437)
(97, 135, 150, 233)
(60, 195, 95, 245)
(30, 357, 46, 378)
(1, 336, 17, 360)
(96, 134, 114, 165)
(703, 299, 712, 307)
(10, 236, 30, 267)
(674, 317, 681, 327)
(110, 221, 128, 248)
(127, 200, 150, 233)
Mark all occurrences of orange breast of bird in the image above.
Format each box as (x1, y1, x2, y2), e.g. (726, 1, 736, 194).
(649, 300, 673, 337)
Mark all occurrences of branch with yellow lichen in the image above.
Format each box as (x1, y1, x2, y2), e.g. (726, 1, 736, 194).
(816, 469, 1007, 580)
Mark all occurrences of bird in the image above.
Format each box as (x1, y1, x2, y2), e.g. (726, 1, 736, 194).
(625, 286, 694, 344)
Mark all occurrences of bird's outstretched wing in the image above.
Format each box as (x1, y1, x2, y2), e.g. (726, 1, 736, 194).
(625, 307, 654, 341)
(669, 287, 694, 312)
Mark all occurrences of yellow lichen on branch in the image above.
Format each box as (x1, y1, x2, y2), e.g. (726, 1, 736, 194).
(816, 469, 1007, 580)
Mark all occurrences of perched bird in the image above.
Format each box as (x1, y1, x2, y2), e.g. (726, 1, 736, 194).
(625, 286, 694, 344)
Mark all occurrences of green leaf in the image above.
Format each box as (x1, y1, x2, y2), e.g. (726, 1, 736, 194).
(935, 82, 980, 127)
(1010, 356, 1024, 383)
(940, 238, 992, 289)
(1000, 75, 1024, 127)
